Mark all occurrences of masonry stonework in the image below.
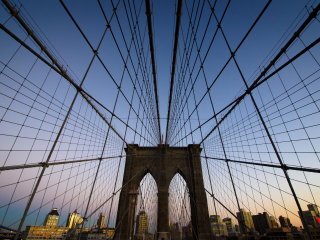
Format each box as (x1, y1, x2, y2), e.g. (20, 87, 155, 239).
(114, 144, 212, 240)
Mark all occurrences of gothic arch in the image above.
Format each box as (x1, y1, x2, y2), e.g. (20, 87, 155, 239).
(168, 172, 191, 229)
(135, 173, 158, 235)
(114, 144, 212, 240)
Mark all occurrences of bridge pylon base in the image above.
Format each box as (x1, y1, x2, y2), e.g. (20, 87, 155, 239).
(114, 144, 212, 240)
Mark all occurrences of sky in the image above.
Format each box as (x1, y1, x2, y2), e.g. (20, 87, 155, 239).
(0, 0, 320, 234)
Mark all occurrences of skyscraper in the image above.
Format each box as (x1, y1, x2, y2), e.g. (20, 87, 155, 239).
(236, 209, 255, 234)
(97, 212, 106, 229)
(22, 208, 69, 240)
(301, 211, 320, 228)
(209, 215, 228, 236)
(269, 216, 279, 228)
(307, 204, 320, 217)
(210, 215, 222, 224)
(135, 211, 149, 235)
(66, 210, 83, 228)
(222, 218, 236, 233)
(44, 208, 59, 228)
(252, 212, 271, 235)
(278, 216, 292, 228)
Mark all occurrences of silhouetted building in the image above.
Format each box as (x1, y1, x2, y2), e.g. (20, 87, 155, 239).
(307, 204, 320, 217)
(287, 218, 293, 228)
(170, 222, 180, 240)
(211, 223, 228, 236)
(210, 215, 222, 224)
(269, 216, 279, 228)
(236, 209, 255, 234)
(265, 226, 320, 240)
(209, 214, 227, 236)
(300, 210, 320, 228)
(97, 212, 106, 229)
(252, 212, 271, 235)
(279, 216, 292, 228)
(182, 222, 192, 240)
(66, 209, 83, 228)
(235, 225, 239, 232)
(80, 228, 115, 240)
(222, 218, 236, 233)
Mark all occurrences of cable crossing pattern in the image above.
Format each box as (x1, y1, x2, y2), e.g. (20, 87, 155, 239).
(0, 0, 320, 240)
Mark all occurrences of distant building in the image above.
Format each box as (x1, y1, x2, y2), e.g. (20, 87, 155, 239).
(222, 218, 236, 233)
(209, 214, 227, 236)
(269, 216, 279, 228)
(300, 210, 320, 228)
(22, 208, 69, 240)
(66, 210, 83, 228)
(135, 211, 149, 238)
(211, 222, 228, 236)
(265, 226, 320, 240)
(170, 222, 180, 240)
(307, 204, 320, 216)
(44, 208, 59, 227)
(22, 225, 69, 240)
(210, 215, 222, 224)
(252, 212, 271, 235)
(79, 228, 114, 240)
(182, 222, 192, 240)
(287, 217, 293, 228)
(236, 209, 255, 234)
(279, 216, 292, 228)
(97, 212, 106, 229)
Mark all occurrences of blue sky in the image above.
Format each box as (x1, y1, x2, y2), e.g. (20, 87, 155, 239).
(1, 0, 320, 233)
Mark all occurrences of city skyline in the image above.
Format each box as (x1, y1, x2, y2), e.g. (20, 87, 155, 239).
(0, 0, 320, 239)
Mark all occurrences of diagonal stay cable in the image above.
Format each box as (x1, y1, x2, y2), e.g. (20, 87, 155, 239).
(165, 0, 183, 144)
(178, 165, 261, 239)
(59, 0, 158, 145)
(0, 22, 156, 146)
(145, 0, 161, 142)
(172, 34, 320, 146)
(0, 0, 133, 148)
(61, 155, 158, 240)
(198, 3, 320, 145)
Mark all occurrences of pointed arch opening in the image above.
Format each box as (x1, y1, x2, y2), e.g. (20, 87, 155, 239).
(168, 173, 192, 240)
(134, 173, 158, 238)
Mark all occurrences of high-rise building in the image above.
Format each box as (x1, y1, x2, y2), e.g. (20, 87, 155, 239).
(252, 212, 271, 235)
(211, 222, 228, 236)
(182, 222, 192, 240)
(301, 211, 320, 228)
(97, 212, 106, 229)
(209, 215, 227, 236)
(170, 222, 181, 240)
(278, 215, 292, 228)
(222, 218, 236, 233)
(269, 216, 279, 228)
(44, 208, 59, 228)
(307, 204, 320, 217)
(236, 209, 255, 234)
(22, 208, 69, 240)
(210, 215, 222, 224)
(66, 210, 83, 228)
(135, 211, 149, 235)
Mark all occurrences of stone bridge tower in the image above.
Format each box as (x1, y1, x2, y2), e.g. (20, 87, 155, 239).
(114, 144, 212, 240)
